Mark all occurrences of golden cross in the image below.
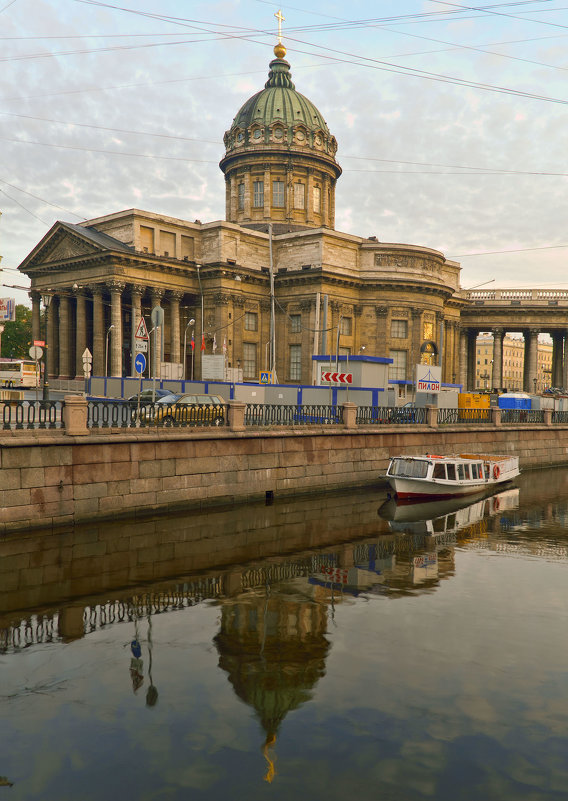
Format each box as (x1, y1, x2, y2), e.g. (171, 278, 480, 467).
(274, 9, 285, 43)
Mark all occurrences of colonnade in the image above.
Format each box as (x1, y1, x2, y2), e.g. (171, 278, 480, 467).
(30, 284, 193, 380)
(459, 326, 568, 392)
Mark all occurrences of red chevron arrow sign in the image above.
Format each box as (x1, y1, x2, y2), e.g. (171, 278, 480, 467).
(321, 370, 353, 384)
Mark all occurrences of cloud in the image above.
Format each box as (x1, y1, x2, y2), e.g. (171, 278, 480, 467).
(2, 0, 568, 304)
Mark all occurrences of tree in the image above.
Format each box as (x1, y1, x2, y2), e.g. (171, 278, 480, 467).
(1, 304, 32, 359)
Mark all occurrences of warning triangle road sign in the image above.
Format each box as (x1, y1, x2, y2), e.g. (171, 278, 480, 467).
(135, 317, 149, 340)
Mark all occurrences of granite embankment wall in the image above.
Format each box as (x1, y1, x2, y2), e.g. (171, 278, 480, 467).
(2, 419, 568, 532)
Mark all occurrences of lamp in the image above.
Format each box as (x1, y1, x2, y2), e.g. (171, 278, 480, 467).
(183, 317, 196, 381)
(105, 324, 115, 377)
(41, 293, 52, 401)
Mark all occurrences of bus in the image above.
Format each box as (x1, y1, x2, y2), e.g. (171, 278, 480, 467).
(0, 359, 40, 388)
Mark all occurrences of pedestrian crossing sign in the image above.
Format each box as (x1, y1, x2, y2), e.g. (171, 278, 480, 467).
(259, 371, 272, 384)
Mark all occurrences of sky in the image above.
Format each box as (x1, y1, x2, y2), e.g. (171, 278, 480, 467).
(1, 0, 568, 306)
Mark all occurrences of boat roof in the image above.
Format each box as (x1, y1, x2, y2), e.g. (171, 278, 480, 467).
(391, 453, 510, 463)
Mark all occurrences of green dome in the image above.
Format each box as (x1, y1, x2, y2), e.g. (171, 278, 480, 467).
(230, 58, 330, 134)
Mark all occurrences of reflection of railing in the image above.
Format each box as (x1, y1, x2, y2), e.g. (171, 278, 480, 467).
(0, 614, 58, 653)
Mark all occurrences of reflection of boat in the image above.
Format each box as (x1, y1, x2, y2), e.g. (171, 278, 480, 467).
(378, 487, 520, 537)
(385, 453, 520, 500)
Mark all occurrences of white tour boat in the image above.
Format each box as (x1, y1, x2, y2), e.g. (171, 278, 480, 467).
(385, 453, 520, 501)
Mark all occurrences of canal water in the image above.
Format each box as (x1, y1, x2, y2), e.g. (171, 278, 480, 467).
(2, 467, 568, 800)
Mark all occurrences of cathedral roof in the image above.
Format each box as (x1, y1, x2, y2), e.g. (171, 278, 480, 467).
(222, 44, 338, 162)
(229, 54, 330, 134)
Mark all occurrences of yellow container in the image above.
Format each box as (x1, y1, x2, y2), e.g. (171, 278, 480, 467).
(458, 393, 490, 409)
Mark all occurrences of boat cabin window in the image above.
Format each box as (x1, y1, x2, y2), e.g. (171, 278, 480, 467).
(463, 464, 471, 480)
(446, 463, 456, 481)
(389, 458, 429, 478)
(471, 462, 482, 480)
(457, 464, 466, 481)
(484, 464, 490, 479)
(432, 463, 446, 479)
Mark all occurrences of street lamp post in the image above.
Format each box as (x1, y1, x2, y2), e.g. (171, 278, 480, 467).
(41, 293, 52, 401)
(183, 318, 196, 381)
(105, 324, 115, 377)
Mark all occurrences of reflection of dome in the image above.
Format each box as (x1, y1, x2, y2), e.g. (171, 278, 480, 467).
(214, 590, 330, 739)
(219, 47, 341, 231)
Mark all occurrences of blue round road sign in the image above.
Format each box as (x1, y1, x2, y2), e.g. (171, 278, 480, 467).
(134, 352, 146, 374)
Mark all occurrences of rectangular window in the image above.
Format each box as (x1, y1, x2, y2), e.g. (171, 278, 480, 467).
(290, 344, 302, 381)
(294, 183, 305, 209)
(238, 183, 245, 210)
(290, 314, 301, 333)
(391, 319, 408, 338)
(245, 312, 258, 331)
(253, 181, 264, 208)
(340, 316, 352, 336)
(243, 343, 256, 377)
(313, 186, 321, 213)
(389, 350, 407, 380)
(272, 180, 285, 207)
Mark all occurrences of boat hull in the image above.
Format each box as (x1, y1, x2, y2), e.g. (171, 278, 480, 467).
(390, 476, 513, 501)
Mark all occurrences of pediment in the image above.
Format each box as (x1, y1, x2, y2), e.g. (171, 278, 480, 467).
(42, 234, 99, 264)
(19, 221, 124, 274)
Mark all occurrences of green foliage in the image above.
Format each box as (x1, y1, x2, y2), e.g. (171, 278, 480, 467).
(1, 304, 33, 359)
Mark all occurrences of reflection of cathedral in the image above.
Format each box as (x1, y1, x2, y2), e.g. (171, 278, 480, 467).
(20, 34, 465, 384)
(214, 585, 330, 781)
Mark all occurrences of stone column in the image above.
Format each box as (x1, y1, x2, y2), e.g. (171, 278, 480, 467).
(563, 333, 568, 391)
(263, 167, 271, 219)
(492, 328, 504, 391)
(91, 286, 104, 376)
(459, 327, 468, 388)
(230, 174, 237, 221)
(467, 330, 477, 391)
(552, 332, 563, 388)
(526, 328, 539, 393)
(58, 292, 71, 379)
(30, 291, 41, 342)
(74, 289, 87, 379)
(169, 291, 182, 365)
(130, 285, 144, 377)
(322, 175, 329, 227)
(150, 288, 164, 377)
(244, 169, 252, 221)
(46, 297, 56, 378)
(109, 281, 125, 377)
(411, 309, 422, 370)
(306, 169, 314, 224)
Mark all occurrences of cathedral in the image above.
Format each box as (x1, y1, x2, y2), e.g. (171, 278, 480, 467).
(18, 38, 466, 387)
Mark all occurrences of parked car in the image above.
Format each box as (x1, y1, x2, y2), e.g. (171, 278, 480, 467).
(140, 393, 226, 426)
(389, 402, 416, 423)
(128, 388, 176, 420)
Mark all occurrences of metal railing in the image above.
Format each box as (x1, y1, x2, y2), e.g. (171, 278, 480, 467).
(501, 409, 545, 424)
(357, 406, 428, 424)
(552, 411, 568, 424)
(245, 403, 341, 426)
(438, 408, 492, 424)
(87, 400, 228, 429)
(0, 400, 64, 430)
